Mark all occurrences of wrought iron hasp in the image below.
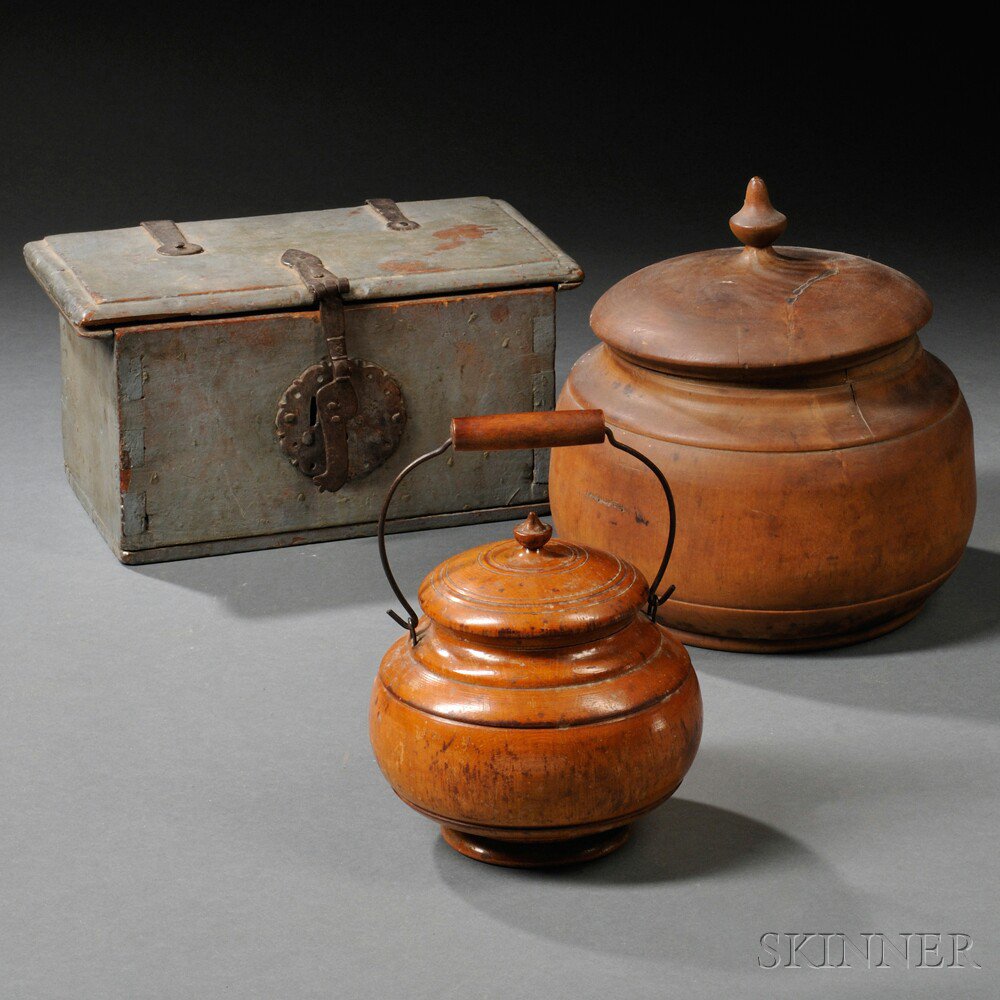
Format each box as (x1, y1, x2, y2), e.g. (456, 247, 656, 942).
(276, 249, 406, 493)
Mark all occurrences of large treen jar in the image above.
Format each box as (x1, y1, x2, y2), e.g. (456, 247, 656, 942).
(550, 178, 976, 651)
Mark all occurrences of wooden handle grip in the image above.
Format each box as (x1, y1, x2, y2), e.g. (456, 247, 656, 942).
(450, 410, 606, 452)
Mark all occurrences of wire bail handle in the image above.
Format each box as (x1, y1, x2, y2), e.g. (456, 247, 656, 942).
(377, 410, 677, 644)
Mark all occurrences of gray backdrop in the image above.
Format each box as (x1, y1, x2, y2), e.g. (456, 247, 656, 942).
(1, 18, 997, 1000)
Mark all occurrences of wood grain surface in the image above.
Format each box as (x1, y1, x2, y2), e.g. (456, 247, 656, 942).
(451, 409, 605, 452)
(370, 515, 702, 866)
(550, 178, 976, 651)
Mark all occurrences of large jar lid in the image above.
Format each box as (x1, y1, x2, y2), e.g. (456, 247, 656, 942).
(418, 512, 648, 642)
(591, 178, 932, 380)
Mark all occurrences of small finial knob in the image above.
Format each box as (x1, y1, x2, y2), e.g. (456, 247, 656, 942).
(729, 177, 787, 249)
(513, 512, 552, 552)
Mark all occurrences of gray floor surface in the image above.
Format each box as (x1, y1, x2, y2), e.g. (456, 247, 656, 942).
(2, 265, 997, 1000)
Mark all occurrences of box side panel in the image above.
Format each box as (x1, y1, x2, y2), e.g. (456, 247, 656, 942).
(116, 287, 554, 552)
(60, 316, 122, 552)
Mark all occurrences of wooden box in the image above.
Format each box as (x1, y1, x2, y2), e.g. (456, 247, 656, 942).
(25, 197, 581, 563)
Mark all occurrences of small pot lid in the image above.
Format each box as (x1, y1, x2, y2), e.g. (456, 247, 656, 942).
(418, 512, 648, 642)
(591, 178, 933, 380)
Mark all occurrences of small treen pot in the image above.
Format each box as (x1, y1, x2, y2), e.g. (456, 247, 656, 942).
(369, 410, 702, 867)
(551, 178, 976, 651)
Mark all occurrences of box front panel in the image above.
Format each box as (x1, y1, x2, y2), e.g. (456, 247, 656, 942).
(115, 287, 553, 551)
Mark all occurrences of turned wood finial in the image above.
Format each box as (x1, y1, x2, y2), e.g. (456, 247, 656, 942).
(513, 511, 552, 551)
(729, 177, 787, 249)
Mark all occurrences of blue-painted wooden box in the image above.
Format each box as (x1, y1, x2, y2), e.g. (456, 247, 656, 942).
(25, 197, 581, 562)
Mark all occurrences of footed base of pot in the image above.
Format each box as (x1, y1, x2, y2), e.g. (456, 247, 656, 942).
(666, 603, 925, 654)
(441, 825, 631, 867)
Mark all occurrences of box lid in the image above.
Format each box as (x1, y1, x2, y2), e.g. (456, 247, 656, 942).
(24, 197, 582, 335)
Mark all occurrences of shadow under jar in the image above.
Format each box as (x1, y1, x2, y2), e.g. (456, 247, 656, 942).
(551, 178, 976, 652)
(369, 410, 702, 867)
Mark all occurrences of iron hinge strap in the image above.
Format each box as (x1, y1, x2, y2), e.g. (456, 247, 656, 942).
(366, 198, 420, 231)
(141, 219, 203, 256)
